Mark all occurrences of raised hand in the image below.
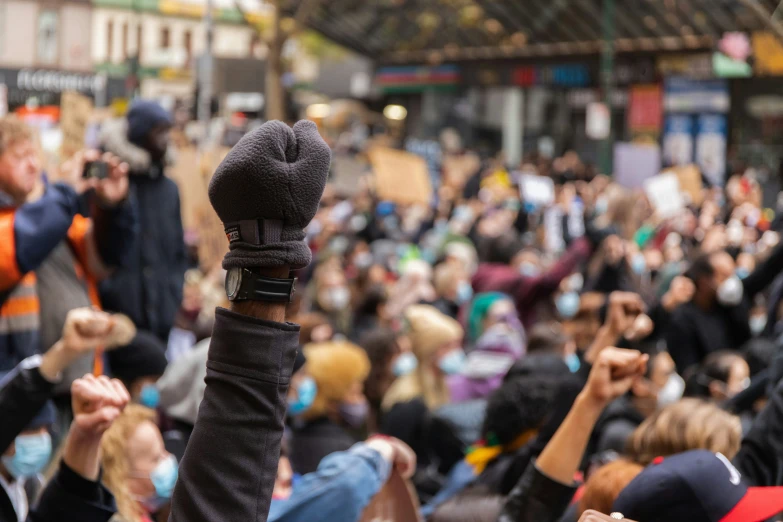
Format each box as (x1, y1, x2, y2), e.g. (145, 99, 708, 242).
(584, 348, 648, 406)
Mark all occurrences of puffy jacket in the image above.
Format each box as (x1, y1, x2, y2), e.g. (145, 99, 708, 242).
(99, 119, 186, 341)
(0, 183, 137, 371)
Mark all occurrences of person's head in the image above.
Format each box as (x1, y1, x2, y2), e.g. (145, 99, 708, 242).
(433, 262, 470, 304)
(126, 100, 173, 160)
(404, 304, 464, 377)
(525, 321, 579, 371)
(360, 328, 408, 407)
(686, 251, 741, 307)
(0, 116, 40, 204)
(295, 312, 333, 345)
(355, 284, 389, 320)
(444, 241, 478, 276)
(485, 232, 524, 265)
(513, 248, 542, 277)
(613, 450, 783, 522)
(481, 375, 559, 450)
(467, 292, 515, 343)
(579, 460, 644, 517)
(102, 405, 178, 520)
(108, 332, 169, 410)
(0, 401, 54, 481)
(628, 344, 678, 417)
(429, 487, 504, 522)
(626, 398, 742, 466)
(684, 351, 750, 401)
(302, 341, 371, 428)
(315, 269, 350, 313)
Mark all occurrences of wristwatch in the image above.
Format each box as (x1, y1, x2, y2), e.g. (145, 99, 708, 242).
(225, 267, 297, 303)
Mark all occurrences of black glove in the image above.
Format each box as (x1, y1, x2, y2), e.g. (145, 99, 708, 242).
(208, 120, 331, 269)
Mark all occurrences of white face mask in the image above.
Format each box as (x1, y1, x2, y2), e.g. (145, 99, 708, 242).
(657, 373, 685, 408)
(716, 276, 744, 307)
(319, 287, 350, 311)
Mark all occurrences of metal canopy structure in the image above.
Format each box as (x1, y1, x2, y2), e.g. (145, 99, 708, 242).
(281, 0, 783, 64)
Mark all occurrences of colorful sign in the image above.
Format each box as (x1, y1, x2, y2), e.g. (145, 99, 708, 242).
(375, 65, 461, 93)
(753, 31, 783, 76)
(695, 114, 727, 185)
(663, 78, 729, 113)
(656, 54, 713, 79)
(628, 84, 662, 135)
(663, 114, 694, 167)
(512, 63, 590, 88)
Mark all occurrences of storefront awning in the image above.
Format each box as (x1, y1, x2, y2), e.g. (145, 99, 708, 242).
(283, 0, 783, 64)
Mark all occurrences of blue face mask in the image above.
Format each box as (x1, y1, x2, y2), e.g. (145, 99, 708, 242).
(456, 281, 474, 305)
(139, 454, 178, 513)
(2, 432, 52, 479)
(519, 262, 540, 278)
(438, 350, 466, 375)
(631, 253, 647, 275)
(736, 267, 750, 280)
(565, 353, 581, 373)
(392, 352, 418, 377)
(288, 376, 317, 416)
(556, 292, 580, 319)
(140, 384, 160, 409)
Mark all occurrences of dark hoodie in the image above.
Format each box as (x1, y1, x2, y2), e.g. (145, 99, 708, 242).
(98, 113, 186, 342)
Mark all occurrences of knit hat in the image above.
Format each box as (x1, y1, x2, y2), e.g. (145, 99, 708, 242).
(126, 100, 172, 147)
(108, 331, 169, 384)
(303, 341, 370, 418)
(403, 305, 463, 363)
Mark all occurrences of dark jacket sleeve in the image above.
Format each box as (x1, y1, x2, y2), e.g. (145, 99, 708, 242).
(28, 462, 116, 522)
(169, 308, 299, 522)
(734, 376, 783, 487)
(169, 185, 186, 320)
(497, 461, 577, 522)
(743, 241, 783, 298)
(5, 183, 80, 285)
(90, 193, 138, 268)
(0, 357, 55, 453)
(664, 310, 700, 373)
(517, 238, 591, 310)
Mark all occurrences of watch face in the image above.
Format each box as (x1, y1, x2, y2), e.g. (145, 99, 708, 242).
(225, 267, 242, 300)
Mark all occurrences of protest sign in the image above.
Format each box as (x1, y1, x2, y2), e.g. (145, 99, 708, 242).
(369, 147, 433, 206)
(60, 91, 93, 160)
(519, 174, 555, 207)
(331, 154, 367, 197)
(644, 172, 684, 218)
(613, 142, 661, 189)
(673, 164, 703, 206)
(360, 471, 422, 522)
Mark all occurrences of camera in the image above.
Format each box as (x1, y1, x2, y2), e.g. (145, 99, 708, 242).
(82, 160, 109, 180)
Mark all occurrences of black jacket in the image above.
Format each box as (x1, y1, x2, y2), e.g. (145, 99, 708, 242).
(586, 396, 645, 459)
(169, 308, 299, 521)
(289, 418, 357, 475)
(99, 119, 186, 341)
(497, 461, 577, 522)
(0, 358, 117, 522)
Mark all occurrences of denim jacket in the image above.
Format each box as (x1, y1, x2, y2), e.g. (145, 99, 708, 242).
(268, 443, 392, 522)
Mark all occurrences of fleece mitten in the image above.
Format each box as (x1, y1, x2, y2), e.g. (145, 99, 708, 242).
(208, 120, 331, 269)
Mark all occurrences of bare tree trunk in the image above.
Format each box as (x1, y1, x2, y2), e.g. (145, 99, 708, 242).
(265, 0, 285, 121)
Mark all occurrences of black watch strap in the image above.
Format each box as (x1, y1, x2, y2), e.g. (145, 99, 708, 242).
(237, 271, 297, 303)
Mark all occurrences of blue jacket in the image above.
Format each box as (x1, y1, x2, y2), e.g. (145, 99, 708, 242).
(99, 119, 186, 341)
(268, 443, 391, 522)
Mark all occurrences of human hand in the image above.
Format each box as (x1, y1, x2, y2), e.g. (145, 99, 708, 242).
(70, 374, 130, 438)
(209, 120, 331, 270)
(624, 314, 653, 342)
(578, 510, 636, 522)
(662, 276, 695, 312)
(93, 152, 130, 206)
(605, 292, 646, 336)
(583, 348, 648, 407)
(366, 436, 417, 480)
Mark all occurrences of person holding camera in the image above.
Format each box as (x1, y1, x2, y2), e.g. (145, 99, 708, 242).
(0, 116, 137, 376)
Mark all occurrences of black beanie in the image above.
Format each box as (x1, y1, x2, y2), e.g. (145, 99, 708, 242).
(108, 331, 169, 384)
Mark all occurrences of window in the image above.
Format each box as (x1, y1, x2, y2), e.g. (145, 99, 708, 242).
(184, 29, 192, 63)
(161, 27, 170, 49)
(136, 24, 143, 60)
(107, 20, 113, 61)
(37, 10, 59, 65)
(121, 23, 128, 60)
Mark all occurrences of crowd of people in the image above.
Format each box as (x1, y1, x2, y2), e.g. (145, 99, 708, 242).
(0, 99, 783, 522)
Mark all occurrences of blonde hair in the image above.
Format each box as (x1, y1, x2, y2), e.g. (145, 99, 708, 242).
(579, 460, 643, 516)
(101, 404, 157, 522)
(626, 398, 742, 466)
(0, 116, 35, 157)
(302, 341, 370, 420)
